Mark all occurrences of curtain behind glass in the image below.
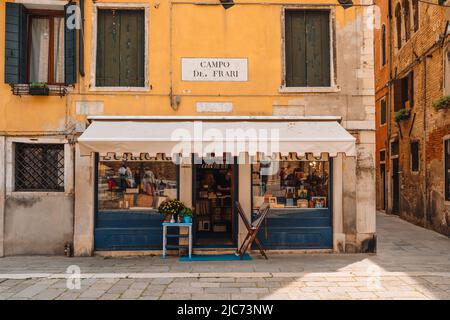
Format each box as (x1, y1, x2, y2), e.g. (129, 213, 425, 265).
(53, 17, 65, 83)
(30, 18, 49, 83)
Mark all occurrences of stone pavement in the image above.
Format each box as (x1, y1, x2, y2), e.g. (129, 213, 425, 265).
(0, 212, 449, 300)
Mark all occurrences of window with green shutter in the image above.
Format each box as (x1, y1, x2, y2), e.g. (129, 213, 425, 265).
(4, 3, 77, 86)
(380, 98, 387, 125)
(285, 10, 331, 87)
(95, 9, 145, 87)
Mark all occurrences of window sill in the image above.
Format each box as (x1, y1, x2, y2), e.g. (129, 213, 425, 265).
(8, 191, 67, 197)
(279, 86, 341, 93)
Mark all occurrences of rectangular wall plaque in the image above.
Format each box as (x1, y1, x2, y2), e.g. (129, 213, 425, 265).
(182, 58, 248, 82)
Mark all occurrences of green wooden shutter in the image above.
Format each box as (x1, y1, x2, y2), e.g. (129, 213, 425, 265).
(119, 10, 144, 87)
(64, 3, 77, 85)
(305, 11, 330, 87)
(96, 9, 144, 87)
(4, 3, 27, 84)
(285, 10, 330, 87)
(285, 11, 306, 87)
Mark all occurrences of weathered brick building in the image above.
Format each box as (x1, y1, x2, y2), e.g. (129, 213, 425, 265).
(375, 0, 450, 235)
(374, 0, 390, 212)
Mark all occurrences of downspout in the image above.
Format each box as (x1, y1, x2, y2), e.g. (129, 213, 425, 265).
(386, 0, 393, 213)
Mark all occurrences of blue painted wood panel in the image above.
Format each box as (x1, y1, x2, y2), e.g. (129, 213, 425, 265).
(95, 210, 167, 251)
(257, 209, 332, 249)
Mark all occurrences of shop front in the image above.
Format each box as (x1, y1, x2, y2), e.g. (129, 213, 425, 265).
(78, 117, 356, 253)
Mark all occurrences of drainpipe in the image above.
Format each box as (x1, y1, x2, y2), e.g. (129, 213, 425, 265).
(423, 55, 429, 227)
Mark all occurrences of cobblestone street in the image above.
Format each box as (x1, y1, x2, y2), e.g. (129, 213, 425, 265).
(0, 212, 449, 300)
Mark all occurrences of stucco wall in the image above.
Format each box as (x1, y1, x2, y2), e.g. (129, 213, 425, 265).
(4, 194, 73, 255)
(0, 0, 376, 255)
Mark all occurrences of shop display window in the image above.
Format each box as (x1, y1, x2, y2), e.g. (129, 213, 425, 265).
(98, 159, 177, 211)
(252, 160, 330, 209)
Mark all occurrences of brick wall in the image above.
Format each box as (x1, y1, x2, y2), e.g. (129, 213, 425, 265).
(386, 0, 450, 235)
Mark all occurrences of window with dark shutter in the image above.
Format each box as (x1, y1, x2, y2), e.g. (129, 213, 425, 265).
(380, 98, 387, 125)
(4, 3, 77, 86)
(96, 9, 145, 87)
(445, 139, 450, 201)
(410, 141, 419, 172)
(285, 10, 331, 87)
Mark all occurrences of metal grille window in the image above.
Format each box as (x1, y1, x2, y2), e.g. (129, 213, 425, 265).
(15, 143, 65, 191)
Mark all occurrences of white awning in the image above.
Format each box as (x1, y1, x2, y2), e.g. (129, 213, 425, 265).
(78, 120, 356, 157)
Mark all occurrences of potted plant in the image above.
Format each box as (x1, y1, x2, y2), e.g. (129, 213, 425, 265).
(432, 95, 450, 111)
(179, 207, 194, 224)
(158, 199, 185, 222)
(29, 82, 49, 96)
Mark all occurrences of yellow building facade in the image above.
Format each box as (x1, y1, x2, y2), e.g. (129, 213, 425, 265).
(0, 0, 376, 256)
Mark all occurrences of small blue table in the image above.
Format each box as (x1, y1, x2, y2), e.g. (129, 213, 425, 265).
(162, 222, 193, 259)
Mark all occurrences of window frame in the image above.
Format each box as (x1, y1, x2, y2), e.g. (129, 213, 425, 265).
(280, 6, 338, 93)
(26, 9, 65, 85)
(90, 3, 150, 92)
(380, 97, 387, 126)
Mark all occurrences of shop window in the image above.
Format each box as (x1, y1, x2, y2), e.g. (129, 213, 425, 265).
(284, 10, 331, 87)
(252, 159, 330, 210)
(95, 9, 145, 87)
(394, 72, 414, 111)
(4, 3, 76, 85)
(410, 141, 419, 172)
(380, 97, 387, 125)
(97, 159, 177, 211)
(14, 143, 65, 192)
(445, 138, 450, 201)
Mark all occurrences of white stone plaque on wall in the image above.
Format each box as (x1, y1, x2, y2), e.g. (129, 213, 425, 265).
(182, 58, 248, 82)
(196, 102, 233, 113)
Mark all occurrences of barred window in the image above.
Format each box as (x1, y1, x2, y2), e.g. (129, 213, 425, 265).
(15, 143, 65, 191)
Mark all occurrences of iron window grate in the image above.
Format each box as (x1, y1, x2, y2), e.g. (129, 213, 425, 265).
(15, 143, 65, 192)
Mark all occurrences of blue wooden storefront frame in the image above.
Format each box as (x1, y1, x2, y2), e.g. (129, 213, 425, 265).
(94, 154, 333, 251)
(94, 153, 180, 251)
(253, 158, 333, 249)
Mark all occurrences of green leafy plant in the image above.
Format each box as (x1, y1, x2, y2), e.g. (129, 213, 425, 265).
(394, 108, 411, 122)
(432, 95, 450, 111)
(179, 207, 193, 218)
(158, 199, 185, 216)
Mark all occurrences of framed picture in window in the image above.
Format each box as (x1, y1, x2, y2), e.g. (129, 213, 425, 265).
(311, 196, 327, 208)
